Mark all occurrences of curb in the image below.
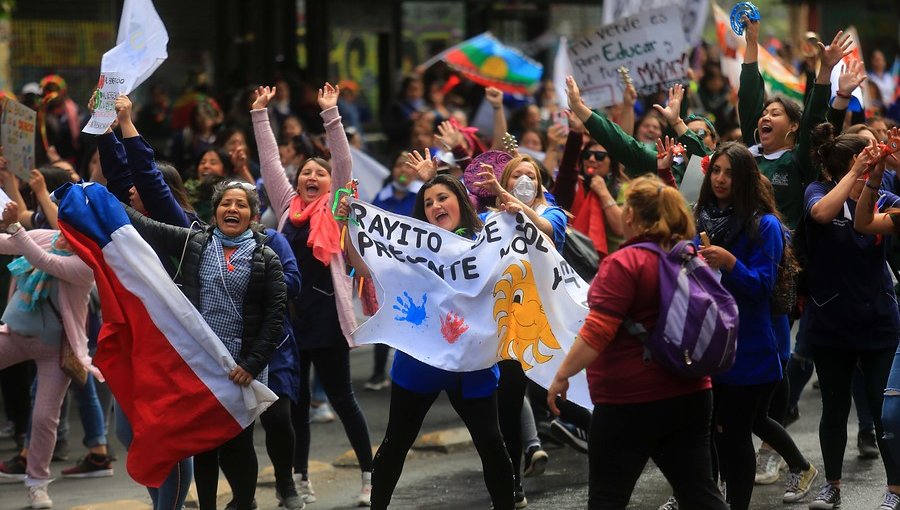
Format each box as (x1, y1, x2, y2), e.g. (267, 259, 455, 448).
(413, 427, 473, 453)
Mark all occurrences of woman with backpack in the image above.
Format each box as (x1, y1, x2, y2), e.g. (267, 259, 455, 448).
(546, 173, 727, 510)
(695, 142, 818, 510)
(801, 126, 900, 510)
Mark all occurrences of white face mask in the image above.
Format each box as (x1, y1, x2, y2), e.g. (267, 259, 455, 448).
(512, 174, 537, 204)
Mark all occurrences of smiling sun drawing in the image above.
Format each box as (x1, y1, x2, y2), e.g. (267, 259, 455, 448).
(492, 261, 561, 370)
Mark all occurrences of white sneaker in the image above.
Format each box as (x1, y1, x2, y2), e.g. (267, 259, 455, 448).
(755, 447, 782, 485)
(293, 475, 317, 503)
(309, 403, 336, 424)
(358, 481, 372, 507)
(27, 484, 52, 509)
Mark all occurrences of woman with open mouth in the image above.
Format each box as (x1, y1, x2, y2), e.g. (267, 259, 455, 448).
(251, 83, 375, 507)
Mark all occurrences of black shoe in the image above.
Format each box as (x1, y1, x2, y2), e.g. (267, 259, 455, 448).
(52, 439, 70, 462)
(549, 419, 589, 454)
(224, 499, 258, 510)
(523, 445, 548, 478)
(858, 429, 880, 459)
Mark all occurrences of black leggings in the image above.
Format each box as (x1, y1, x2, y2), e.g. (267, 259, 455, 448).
(812, 345, 899, 484)
(588, 390, 727, 510)
(498, 360, 528, 484)
(371, 384, 514, 510)
(373, 344, 391, 377)
(714, 381, 804, 510)
(260, 395, 295, 492)
(294, 344, 373, 475)
(194, 424, 257, 510)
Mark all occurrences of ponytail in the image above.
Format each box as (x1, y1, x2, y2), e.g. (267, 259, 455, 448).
(625, 176, 696, 245)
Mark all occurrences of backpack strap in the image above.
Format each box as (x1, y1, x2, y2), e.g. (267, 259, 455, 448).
(620, 241, 667, 365)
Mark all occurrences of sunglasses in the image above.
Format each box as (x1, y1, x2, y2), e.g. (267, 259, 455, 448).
(225, 181, 257, 191)
(692, 128, 708, 139)
(581, 150, 608, 161)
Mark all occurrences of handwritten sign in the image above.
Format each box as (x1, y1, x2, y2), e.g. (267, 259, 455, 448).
(602, 0, 710, 47)
(569, 7, 688, 108)
(1, 98, 37, 181)
(82, 72, 126, 135)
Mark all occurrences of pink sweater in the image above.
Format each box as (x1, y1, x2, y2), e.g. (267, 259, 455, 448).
(251, 106, 358, 345)
(0, 229, 101, 380)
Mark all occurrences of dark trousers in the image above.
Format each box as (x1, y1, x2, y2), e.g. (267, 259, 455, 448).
(371, 384, 515, 510)
(294, 344, 373, 475)
(0, 361, 35, 438)
(260, 395, 296, 492)
(498, 360, 528, 484)
(812, 345, 899, 484)
(588, 390, 727, 510)
(194, 424, 257, 510)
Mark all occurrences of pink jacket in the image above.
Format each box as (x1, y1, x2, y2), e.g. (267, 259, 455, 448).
(0, 229, 101, 380)
(251, 106, 358, 345)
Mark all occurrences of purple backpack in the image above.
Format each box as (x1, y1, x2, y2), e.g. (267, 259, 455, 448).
(623, 240, 739, 378)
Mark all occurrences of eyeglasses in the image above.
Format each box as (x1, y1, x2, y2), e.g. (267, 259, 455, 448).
(225, 181, 257, 191)
(581, 150, 608, 161)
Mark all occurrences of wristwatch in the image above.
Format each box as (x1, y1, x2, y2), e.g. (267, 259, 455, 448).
(6, 222, 21, 235)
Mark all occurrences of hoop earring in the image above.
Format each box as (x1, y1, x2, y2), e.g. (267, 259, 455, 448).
(785, 130, 797, 145)
(753, 128, 760, 145)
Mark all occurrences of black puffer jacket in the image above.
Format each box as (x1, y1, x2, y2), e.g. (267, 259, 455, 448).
(126, 207, 286, 376)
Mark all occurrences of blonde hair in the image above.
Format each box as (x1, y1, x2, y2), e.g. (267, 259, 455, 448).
(624, 175, 696, 244)
(496, 155, 547, 208)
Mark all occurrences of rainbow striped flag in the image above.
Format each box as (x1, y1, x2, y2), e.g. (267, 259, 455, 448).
(713, 3, 805, 103)
(428, 33, 543, 95)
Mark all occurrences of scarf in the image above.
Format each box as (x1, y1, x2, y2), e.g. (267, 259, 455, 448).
(572, 190, 609, 257)
(288, 193, 342, 266)
(696, 204, 742, 248)
(212, 227, 255, 247)
(8, 233, 71, 311)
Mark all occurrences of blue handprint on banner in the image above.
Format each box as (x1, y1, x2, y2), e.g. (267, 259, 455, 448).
(393, 292, 428, 326)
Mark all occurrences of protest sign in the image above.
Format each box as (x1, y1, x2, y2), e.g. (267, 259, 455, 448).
(83, 73, 126, 135)
(1, 98, 37, 181)
(569, 7, 689, 108)
(348, 200, 592, 409)
(601, 0, 709, 47)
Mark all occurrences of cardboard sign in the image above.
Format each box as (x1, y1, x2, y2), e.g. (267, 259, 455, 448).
(601, 0, 710, 47)
(1, 98, 37, 181)
(569, 7, 689, 108)
(82, 72, 126, 135)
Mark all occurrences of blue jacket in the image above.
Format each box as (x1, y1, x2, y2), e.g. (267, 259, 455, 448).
(713, 213, 784, 386)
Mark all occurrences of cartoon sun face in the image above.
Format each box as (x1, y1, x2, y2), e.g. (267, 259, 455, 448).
(492, 261, 561, 370)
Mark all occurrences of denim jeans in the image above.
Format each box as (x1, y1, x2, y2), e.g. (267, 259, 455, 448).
(115, 404, 193, 510)
(881, 344, 900, 469)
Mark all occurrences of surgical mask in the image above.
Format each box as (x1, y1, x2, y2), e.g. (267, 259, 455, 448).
(512, 175, 537, 204)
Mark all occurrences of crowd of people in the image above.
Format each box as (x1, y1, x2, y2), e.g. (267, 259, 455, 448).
(0, 8, 899, 510)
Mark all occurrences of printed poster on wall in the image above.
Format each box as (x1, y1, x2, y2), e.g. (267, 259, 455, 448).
(1, 98, 37, 181)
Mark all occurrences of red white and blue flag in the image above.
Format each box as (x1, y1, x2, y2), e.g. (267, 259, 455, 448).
(55, 182, 277, 487)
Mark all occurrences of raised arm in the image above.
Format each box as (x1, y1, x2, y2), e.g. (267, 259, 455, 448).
(318, 83, 352, 207)
(28, 170, 58, 229)
(550, 114, 585, 211)
(251, 86, 296, 218)
(855, 147, 895, 234)
(485, 87, 508, 150)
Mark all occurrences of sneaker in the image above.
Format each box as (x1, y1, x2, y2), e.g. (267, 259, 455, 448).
(549, 419, 588, 454)
(859, 429, 881, 459)
(0, 454, 27, 483)
(514, 484, 527, 509)
(27, 483, 52, 509)
(51, 440, 69, 462)
(809, 483, 841, 509)
(358, 480, 371, 507)
(658, 496, 679, 510)
(523, 445, 548, 478)
(0, 421, 13, 438)
(224, 499, 257, 510)
(783, 464, 818, 503)
(309, 403, 336, 424)
(276, 485, 306, 510)
(61, 454, 114, 478)
(364, 374, 391, 391)
(880, 491, 900, 510)
(784, 406, 801, 428)
(294, 475, 317, 503)
(755, 448, 782, 485)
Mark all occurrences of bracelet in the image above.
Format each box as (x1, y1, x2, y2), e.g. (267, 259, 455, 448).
(602, 200, 617, 209)
(836, 90, 852, 99)
(865, 180, 881, 191)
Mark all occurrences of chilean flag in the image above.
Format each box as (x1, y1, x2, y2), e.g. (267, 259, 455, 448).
(55, 182, 277, 487)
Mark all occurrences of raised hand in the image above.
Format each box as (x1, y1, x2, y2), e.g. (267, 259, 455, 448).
(547, 123, 567, 147)
(472, 164, 504, 195)
(28, 169, 47, 196)
(114, 95, 133, 124)
(2, 201, 19, 227)
(230, 146, 248, 170)
(818, 30, 853, 69)
(251, 86, 277, 110)
(566, 109, 584, 133)
(317, 82, 340, 111)
(741, 14, 759, 45)
(405, 149, 438, 181)
(837, 59, 867, 94)
(485, 87, 504, 109)
(655, 136, 682, 170)
(651, 84, 685, 126)
(623, 82, 637, 107)
(498, 190, 524, 215)
(435, 120, 464, 149)
(850, 139, 879, 176)
(566, 76, 592, 122)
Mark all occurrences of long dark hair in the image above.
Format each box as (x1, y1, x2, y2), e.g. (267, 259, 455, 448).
(157, 161, 195, 214)
(811, 122, 869, 181)
(695, 142, 781, 241)
(413, 175, 483, 236)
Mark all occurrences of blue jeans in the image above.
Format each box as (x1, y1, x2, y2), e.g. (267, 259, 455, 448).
(115, 404, 193, 510)
(881, 344, 900, 468)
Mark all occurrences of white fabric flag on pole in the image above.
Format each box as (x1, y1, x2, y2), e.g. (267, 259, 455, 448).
(553, 36, 573, 111)
(349, 146, 392, 202)
(100, 0, 169, 94)
(347, 200, 593, 409)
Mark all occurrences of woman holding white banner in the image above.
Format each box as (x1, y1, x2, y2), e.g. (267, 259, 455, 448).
(337, 174, 516, 510)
